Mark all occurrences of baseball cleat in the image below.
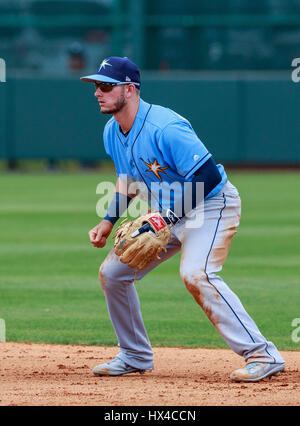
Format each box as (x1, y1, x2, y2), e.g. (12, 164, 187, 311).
(92, 357, 146, 376)
(230, 362, 285, 383)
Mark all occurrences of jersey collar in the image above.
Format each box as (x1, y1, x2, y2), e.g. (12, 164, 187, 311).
(116, 98, 151, 142)
(135, 98, 151, 121)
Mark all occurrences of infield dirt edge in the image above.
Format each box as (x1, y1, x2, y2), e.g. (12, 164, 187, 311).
(0, 342, 299, 406)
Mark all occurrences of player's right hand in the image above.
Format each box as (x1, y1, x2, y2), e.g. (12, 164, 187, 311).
(88, 220, 114, 248)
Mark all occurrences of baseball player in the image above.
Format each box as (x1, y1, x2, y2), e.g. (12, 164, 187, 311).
(81, 57, 285, 382)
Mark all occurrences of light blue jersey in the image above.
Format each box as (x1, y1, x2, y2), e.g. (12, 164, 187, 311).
(103, 98, 227, 215)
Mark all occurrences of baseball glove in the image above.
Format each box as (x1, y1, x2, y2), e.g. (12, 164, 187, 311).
(113, 212, 171, 270)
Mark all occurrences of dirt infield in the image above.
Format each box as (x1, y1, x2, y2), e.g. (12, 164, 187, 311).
(0, 342, 299, 406)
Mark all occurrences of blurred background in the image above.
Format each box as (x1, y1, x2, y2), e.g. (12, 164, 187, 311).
(0, 0, 300, 170)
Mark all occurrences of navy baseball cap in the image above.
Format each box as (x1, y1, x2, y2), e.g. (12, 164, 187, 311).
(80, 56, 141, 87)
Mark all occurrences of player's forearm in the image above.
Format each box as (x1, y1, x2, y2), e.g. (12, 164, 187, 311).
(115, 177, 137, 198)
(104, 181, 133, 225)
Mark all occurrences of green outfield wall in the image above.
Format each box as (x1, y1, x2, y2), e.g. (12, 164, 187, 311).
(0, 73, 299, 164)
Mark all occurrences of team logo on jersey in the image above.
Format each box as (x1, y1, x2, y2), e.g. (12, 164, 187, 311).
(98, 59, 112, 71)
(142, 159, 168, 182)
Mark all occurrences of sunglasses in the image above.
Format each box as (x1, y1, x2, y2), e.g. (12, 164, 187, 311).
(94, 82, 130, 93)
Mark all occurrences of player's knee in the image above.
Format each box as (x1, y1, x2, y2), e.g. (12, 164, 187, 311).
(99, 262, 120, 293)
(99, 264, 107, 293)
(180, 266, 207, 294)
(99, 260, 132, 293)
(180, 263, 206, 284)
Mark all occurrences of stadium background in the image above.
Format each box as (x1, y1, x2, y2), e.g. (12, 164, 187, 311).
(0, 0, 300, 166)
(1, 0, 300, 353)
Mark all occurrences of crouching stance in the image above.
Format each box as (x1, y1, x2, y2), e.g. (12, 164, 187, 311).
(82, 56, 285, 382)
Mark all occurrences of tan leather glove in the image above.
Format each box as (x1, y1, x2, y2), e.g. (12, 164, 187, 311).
(113, 212, 171, 270)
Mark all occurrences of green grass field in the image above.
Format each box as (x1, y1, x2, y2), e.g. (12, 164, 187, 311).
(0, 171, 299, 350)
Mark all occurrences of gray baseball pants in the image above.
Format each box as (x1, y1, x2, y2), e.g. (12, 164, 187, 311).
(99, 181, 285, 370)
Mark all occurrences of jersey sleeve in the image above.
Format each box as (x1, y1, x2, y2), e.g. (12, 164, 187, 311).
(158, 120, 211, 180)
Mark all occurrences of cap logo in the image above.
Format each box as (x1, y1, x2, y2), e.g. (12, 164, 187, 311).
(126, 76, 131, 82)
(98, 59, 112, 71)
